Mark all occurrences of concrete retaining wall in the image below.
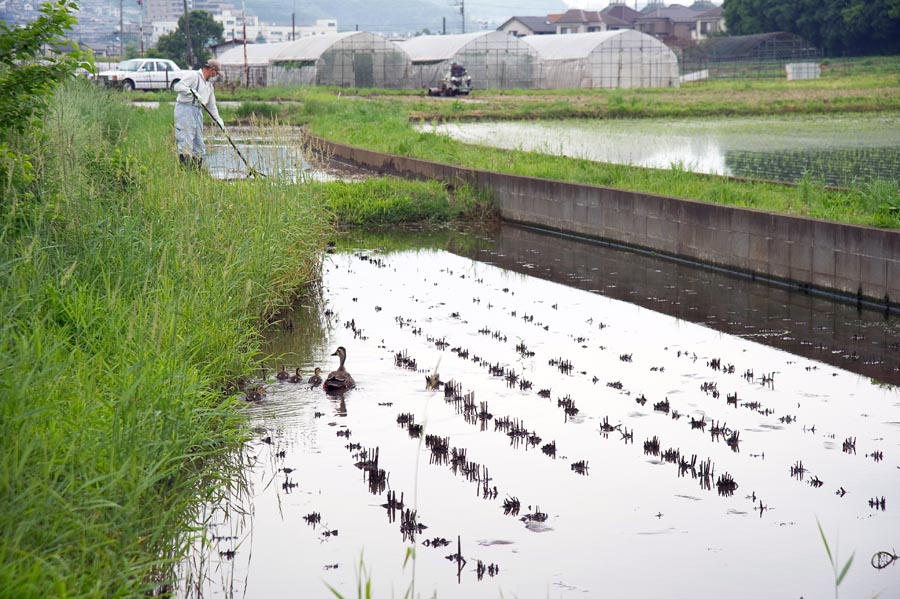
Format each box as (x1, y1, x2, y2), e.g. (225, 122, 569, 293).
(309, 134, 900, 311)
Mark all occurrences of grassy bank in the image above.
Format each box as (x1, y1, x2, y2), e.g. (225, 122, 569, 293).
(0, 80, 337, 597)
(178, 59, 900, 229)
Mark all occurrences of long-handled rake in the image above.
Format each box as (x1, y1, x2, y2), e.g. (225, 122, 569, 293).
(192, 90, 264, 178)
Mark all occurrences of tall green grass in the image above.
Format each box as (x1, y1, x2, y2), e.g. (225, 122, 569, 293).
(317, 177, 493, 226)
(0, 80, 332, 597)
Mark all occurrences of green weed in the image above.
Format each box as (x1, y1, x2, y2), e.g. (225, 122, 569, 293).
(816, 518, 855, 599)
(858, 179, 900, 227)
(235, 101, 282, 121)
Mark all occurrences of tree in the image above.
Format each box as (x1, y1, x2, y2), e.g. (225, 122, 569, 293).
(0, 0, 91, 139)
(155, 10, 223, 68)
(124, 42, 140, 59)
(723, 0, 900, 56)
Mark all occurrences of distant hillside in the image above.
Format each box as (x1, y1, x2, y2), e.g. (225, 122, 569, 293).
(247, 0, 566, 35)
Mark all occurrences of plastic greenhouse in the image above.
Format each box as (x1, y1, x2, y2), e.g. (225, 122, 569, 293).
(217, 42, 290, 87)
(398, 31, 539, 90)
(218, 32, 410, 88)
(522, 30, 679, 89)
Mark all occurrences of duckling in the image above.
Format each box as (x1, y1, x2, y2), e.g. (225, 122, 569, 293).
(307, 367, 323, 387)
(275, 365, 290, 381)
(245, 385, 266, 402)
(289, 368, 304, 383)
(323, 346, 355, 393)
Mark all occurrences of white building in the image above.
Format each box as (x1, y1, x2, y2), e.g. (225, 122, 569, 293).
(215, 11, 337, 44)
(150, 9, 336, 45)
(145, 0, 189, 24)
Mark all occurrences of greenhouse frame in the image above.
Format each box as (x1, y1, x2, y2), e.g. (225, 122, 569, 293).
(217, 41, 289, 87)
(398, 31, 539, 90)
(522, 30, 680, 89)
(679, 32, 822, 79)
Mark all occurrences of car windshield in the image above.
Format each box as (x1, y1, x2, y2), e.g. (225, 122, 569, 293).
(117, 59, 143, 71)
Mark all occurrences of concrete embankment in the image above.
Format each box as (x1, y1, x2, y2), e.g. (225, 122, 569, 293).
(308, 134, 900, 313)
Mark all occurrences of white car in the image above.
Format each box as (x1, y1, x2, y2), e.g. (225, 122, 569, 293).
(95, 58, 192, 91)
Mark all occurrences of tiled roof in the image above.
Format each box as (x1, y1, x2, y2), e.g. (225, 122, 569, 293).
(601, 4, 642, 24)
(555, 9, 602, 24)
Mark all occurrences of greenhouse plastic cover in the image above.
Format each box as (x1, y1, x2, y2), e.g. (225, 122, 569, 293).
(272, 32, 361, 61)
(523, 30, 640, 60)
(399, 31, 501, 62)
(217, 41, 291, 65)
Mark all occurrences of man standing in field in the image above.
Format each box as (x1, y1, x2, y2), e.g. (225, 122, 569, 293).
(173, 59, 225, 169)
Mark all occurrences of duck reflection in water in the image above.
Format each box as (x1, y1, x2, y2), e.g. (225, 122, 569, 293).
(331, 397, 347, 417)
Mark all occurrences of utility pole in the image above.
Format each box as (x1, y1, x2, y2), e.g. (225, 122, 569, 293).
(451, 0, 465, 34)
(138, 0, 144, 57)
(292, 0, 296, 41)
(242, 0, 249, 86)
(182, 0, 194, 68)
(119, 0, 123, 57)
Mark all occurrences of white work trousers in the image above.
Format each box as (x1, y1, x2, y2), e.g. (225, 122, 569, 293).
(174, 103, 205, 159)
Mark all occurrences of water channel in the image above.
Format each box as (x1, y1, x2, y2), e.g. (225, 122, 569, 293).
(183, 225, 900, 599)
(421, 114, 900, 186)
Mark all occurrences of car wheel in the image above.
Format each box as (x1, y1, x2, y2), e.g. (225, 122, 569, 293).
(123, 79, 135, 92)
(170, 79, 180, 90)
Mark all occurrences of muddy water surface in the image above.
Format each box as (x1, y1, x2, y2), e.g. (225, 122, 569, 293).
(187, 227, 900, 599)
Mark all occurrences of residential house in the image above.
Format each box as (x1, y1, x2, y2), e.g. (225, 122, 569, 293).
(552, 9, 630, 35)
(497, 15, 558, 37)
(600, 1, 642, 27)
(633, 3, 725, 47)
(693, 5, 726, 39)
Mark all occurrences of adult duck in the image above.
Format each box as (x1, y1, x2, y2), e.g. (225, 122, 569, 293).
(323, 346, 355, 393)
(307, 367, 323, 387)
(289, 368, 304, 383)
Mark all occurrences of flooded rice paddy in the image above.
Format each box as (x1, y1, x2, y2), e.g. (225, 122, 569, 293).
(186, 227, 900, 599)
(422, 114, 900, 186)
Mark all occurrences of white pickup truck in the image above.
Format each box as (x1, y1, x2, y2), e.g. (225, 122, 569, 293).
(95, 58, 193, 91)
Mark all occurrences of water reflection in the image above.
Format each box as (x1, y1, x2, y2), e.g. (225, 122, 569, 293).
(183, 225, 900, 599)
(422, 115, 900, 185)
(445, 224, 900, 386)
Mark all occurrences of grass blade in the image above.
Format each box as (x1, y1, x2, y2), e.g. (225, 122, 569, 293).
(836, 552, 855, 586)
